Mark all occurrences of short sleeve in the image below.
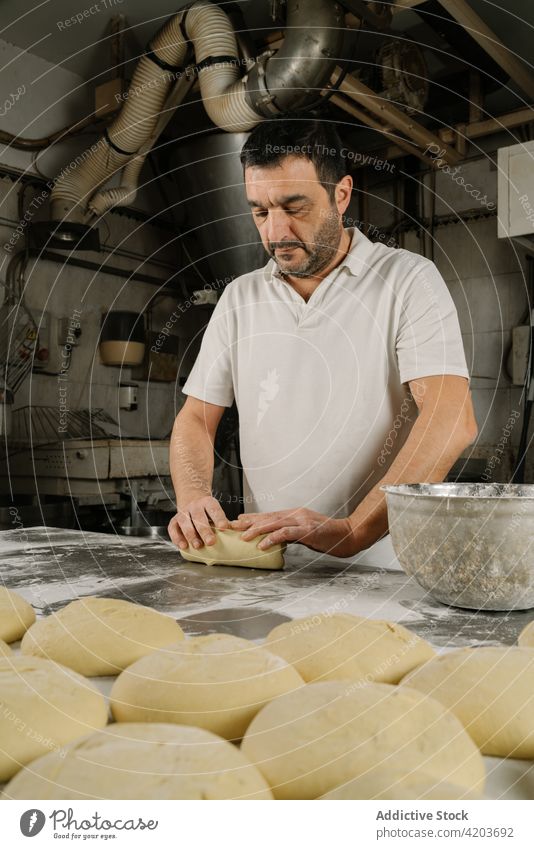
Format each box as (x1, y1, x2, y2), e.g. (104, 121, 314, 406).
(396, 260, 469, 385)
(182, 288, 235, 407)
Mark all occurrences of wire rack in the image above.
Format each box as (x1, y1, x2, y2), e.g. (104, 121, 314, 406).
(0, 282, 38, 394)
(9, 406, 120, 446)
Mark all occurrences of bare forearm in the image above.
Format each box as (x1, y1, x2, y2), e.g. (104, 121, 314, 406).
(170, 413, 214, 508)
(347, 412, 473, 550)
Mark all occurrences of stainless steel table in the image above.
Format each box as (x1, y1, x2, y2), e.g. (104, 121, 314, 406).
(1, 526, 531, 646)
(1, 526, 533, 799)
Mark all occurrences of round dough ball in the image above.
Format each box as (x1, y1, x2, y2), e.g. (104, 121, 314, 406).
(264, 613, 434, 684)
(0, 639, 12, 656)
(518, 620, 534, 647)
(21, 596, 184, 676)
(0, 587, 35, 643)
(401, 646, 534, 758)
(110, 633, 304, 740)
(4, 723, 272, 800)
(320, 766, 482, 799)
(0, 656, 108, 782)
(241, 680, 485, 799)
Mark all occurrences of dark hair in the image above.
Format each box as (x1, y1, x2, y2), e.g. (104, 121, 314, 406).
(240, 115, 346, 201)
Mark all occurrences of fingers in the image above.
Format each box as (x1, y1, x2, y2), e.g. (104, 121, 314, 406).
(176, 510, 204, 549)
(235, 511, 294, 539)
(230, 517, 251, 530)
(188, 506, 216, 547)
(258, 526, 301, 548)
(240, 518, 287, 541)
(205, 499, 229, 530)
(167, 515, 188, 550)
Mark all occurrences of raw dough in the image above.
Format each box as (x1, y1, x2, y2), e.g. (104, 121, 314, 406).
(240, 680, 485, 799)
(110, 633, 304, 740)
(180, 528, 284, 569)
(0, 639, 11, 656)
(4, 723, 272, 800)
(401, 646, 534, 758)
(518, 620, 534, 647)
(0, 587, 35, 643)
(264, 613, 435, 684)
(320, 766, 482, 799)
(20, 596, 184, 676)
(0, 655, 108, 782)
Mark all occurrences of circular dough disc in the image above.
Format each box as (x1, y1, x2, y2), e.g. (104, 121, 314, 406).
(21, 596, 185, 676)
(264, 613, 435, 684)
(4, 723, 273, 800)
(401, 646, 534, 758)
(518, 620, 534, 647)
(241, 680, 485, 799)
(0, 587, 35, 643)
(110, 633, 304, 740)
(0, 656, 108, 782)
(320, 765, 482, 799)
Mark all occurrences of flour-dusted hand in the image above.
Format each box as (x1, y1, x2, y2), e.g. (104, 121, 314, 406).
(231, 507, 360, 558)
(168, 496, 229, 550)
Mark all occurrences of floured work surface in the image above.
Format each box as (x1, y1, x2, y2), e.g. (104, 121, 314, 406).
(1, 526, 533, 799)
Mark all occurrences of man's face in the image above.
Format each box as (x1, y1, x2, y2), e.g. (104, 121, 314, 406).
(245, 156, 346, 278)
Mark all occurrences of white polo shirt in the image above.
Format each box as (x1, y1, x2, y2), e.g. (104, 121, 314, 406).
(183, 228, 469, 518)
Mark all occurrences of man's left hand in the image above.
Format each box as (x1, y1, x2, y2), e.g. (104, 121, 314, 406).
(231, 508, 360, 558)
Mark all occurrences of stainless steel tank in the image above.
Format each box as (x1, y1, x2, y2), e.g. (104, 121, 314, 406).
(168, 132, 266, 284)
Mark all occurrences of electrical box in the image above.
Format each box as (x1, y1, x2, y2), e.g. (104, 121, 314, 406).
(58, 316, 82, 347)
(498, 140, 534, 240)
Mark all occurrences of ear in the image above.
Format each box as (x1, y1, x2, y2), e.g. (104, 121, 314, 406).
(335, 174, 353, 215)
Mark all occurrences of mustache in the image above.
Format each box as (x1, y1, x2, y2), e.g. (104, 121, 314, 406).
(269, 240, 308, 253)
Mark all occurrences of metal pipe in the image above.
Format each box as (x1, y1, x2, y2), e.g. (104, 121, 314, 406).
(36, 250, 171, 288)
(0, 115, 110, 151)
(245, 0, 346, 116)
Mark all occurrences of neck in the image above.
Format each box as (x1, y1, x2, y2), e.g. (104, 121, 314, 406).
(282, 228, 352, 301)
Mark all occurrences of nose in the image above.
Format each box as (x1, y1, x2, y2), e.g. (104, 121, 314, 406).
(265, 208, 294, 245)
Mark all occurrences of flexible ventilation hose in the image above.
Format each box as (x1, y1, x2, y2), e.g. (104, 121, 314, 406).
(50, 0, 343, 224)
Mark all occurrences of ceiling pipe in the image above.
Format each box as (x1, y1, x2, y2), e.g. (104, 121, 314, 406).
(49, 0, 345, 232)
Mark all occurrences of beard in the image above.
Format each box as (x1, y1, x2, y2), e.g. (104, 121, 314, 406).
(268, 209, 343, 278)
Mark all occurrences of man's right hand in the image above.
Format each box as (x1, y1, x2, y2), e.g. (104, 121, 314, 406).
(168, 496, 229, 551)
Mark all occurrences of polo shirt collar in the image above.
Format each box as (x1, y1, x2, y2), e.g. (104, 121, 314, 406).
(264, 227, 374, 284)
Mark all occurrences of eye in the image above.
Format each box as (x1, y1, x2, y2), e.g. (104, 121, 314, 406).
(284, 207, 303, 216)
(253, 210, 267, 220)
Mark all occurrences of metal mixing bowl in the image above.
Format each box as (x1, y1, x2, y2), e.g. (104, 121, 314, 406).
(381, 483, 534, 610)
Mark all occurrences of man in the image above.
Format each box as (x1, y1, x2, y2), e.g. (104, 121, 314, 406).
(168, 118, 477, 558)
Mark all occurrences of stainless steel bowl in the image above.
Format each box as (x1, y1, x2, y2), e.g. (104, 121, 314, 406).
(381, 483, 534, 610)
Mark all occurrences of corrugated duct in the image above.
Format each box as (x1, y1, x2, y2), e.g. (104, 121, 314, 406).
(50, 0, 344, 224)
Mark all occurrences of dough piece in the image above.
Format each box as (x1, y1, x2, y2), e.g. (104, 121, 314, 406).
(4, 723, 272, 800)
(518, 620, 534, 647)
(264, 613, 435, 684)
(20, 596, 184, 676)
(110, 633, 304, 740)
(320, 766, 482, 799)
(0, 587, 35, 642)
(401, 646, 534, 758)
(0, 655, 108, 782)
(241, 680, 485, 799)
(180, 528, 284, 569)
(0, 639, 11, 656)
